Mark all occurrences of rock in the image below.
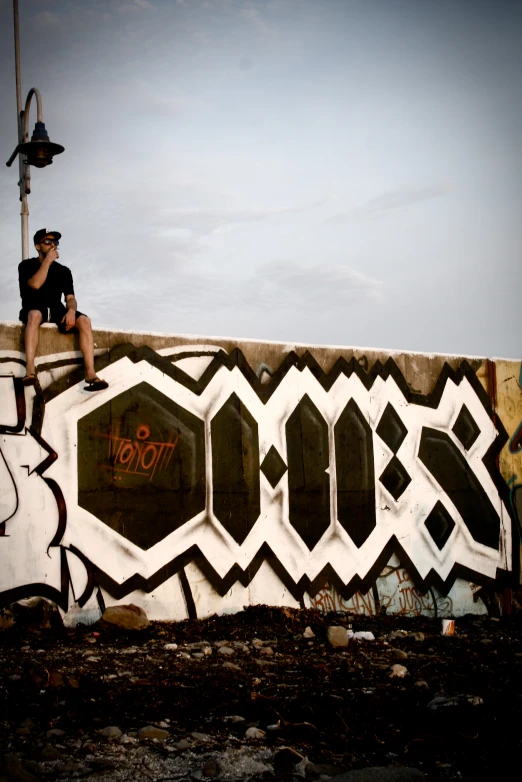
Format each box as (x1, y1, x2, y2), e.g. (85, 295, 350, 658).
(303, 626, 315, 638)
(0, 753, 39, 782)
(191, 732, 212, 742)
(260, 646, 274, 656)
(0, 608, 15, 630)
(392, 648, 408, 659)
(353, 632, 375, 641)
(164, 643, 178, 650)
(101, 726, 122, 739)
(86, 758, 116, 771)
(101, 604, 149, 630)
(217, 645, 235, 656)
(274, 747, 305, 773)
(411, 632, 425, 642)
(56, 762, 84, 774)
(46, 728, 66, 738)
(415, 680, 429, 689)
(203, 759, 220, 777)
(222, 661, 241, 670)
(31, 743, 66, 761)
(389, 664, 408, 678)
(223, 715, 245, 723)
(173, 739, 191, 750)
(245, 726, 266, 739)
(305, 762, 344, 777)
(255, 658, 275, 667)
(388, 630, 408, 641)
(328, 626, 349, 647)
(428, 694, 484, 711)
(328, 768, 425, 781)
(12, 598, 63, 630)
(138, 725, 169, 741)
(193, 652, 205, 658)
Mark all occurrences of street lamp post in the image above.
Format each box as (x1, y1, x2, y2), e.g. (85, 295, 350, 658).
(5, 0, 64, 260)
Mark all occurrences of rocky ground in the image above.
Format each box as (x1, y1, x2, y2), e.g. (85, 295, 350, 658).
(1, 604, 521, 782)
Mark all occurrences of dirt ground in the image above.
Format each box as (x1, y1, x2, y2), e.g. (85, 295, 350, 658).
(1, 605, 521, 782)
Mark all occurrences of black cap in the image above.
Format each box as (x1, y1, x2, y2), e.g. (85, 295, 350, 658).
(33, 228, 62, 245)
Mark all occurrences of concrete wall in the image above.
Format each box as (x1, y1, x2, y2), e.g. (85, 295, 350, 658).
(0, 321, 520, 624)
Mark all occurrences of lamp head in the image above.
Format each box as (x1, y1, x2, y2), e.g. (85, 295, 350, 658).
(18, 122, 64, 168)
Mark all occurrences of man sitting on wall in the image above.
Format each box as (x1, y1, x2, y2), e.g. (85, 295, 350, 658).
(18, 228, 109, 391)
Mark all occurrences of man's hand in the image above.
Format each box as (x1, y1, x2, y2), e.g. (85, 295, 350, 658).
(62, 309, 76, 331)
(45, 247, 59, 265)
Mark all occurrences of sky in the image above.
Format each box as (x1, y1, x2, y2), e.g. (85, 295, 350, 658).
(0, 0, 520, 358)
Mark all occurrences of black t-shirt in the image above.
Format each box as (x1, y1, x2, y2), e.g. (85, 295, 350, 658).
(18, 257, 75, 313)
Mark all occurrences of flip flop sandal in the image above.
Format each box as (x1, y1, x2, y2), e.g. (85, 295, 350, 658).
(84, 378, 109, 392)
(23, 374, 37, 387)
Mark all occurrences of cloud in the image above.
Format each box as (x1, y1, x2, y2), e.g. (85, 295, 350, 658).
(118, 0, 156, 12)
(328, 184, 451, 223)
(161, 199, 328, 236)
(249, 260, 384, 308)
(239, 2, 278, 36)
(82, 257, 384, 332)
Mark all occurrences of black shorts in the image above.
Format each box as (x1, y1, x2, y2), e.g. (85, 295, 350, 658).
(19, 306, 86, 334)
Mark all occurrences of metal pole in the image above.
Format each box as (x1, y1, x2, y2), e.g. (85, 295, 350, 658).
(13, 0, 30, 260)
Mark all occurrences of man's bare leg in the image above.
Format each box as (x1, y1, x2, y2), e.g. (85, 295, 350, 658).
(24, 309, 43, 378)
(75, 315, 97, 381)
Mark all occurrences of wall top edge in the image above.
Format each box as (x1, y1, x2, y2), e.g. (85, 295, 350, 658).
(0, 319, 520, 363)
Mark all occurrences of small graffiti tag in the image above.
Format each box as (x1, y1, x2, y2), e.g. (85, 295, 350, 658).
(102, 422, 179, 483)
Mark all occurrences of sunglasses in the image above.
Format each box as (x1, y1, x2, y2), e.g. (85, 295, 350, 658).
(41, 238, 59, 246)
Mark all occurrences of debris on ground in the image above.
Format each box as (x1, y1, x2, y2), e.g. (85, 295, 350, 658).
(1, 605, 521, 781)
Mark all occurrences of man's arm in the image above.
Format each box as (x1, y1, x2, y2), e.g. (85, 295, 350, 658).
(26, 247, 59, 289)
(62, 294, 78, 331)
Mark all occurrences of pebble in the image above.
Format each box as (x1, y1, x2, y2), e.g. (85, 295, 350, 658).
(303, 626, 315, 638)
(164, 643, 178, 650)
(327, 626, 349, 648)
(173, 739, 191, 750)
(232, 642, 250, 652)
(32, 744, 65, 761)
(102, 604, 150, 630)
(57, 762, 84, 774)
(138, 725, 169, 741)
(245, 726, 266, 739)
(218, 646, 235, 656)
(203, 759, 220, 777)
(222, 661, 241, 670)
(415, 680, 429, 689)
(392, 648, 408, 659)
(46, 728, 66, 738)
(260, 646, 274, 656)
(389, 664, 408, 678)
(101, 726, 122, 739)
(191, 732, 212, 742)
(223, 715, 245, 723)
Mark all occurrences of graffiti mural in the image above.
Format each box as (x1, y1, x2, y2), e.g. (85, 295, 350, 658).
(0, 340, 518, 622)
